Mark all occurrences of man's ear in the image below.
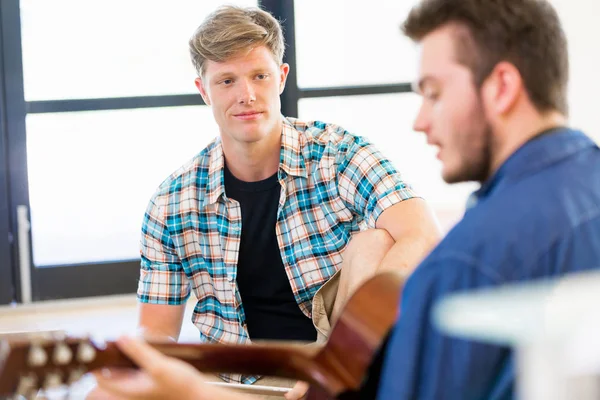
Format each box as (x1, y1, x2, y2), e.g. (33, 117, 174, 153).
(481, 61, 523, 116)
(279, 63, 290, 95)
(194, 77, 211, 106)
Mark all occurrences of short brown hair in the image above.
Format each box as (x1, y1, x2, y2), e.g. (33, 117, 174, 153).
(403, 0, 569, 115)
(189, 5, 285, 77)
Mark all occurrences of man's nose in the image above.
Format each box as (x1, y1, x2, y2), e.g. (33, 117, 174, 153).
(238, 80, 256, 104)
(413, 102, 431, 134)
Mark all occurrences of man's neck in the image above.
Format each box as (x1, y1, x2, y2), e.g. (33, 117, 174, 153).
(489, 110, 567, 177)
(222, 128, 282, 183)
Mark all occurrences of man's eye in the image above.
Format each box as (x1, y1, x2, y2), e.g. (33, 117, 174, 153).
(424, 89, 439, 101)
(222, 79, 233, 85)
(256, 74, 268, 80)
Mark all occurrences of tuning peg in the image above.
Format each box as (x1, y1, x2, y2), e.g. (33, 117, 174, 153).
(15, 373, 38, 398)
(27, 343, 48, 367)
(42, 371, 63, 390)
(52, 342, 73, 365)
(76, 341, 97, 364)
(67, 366, 87, 385)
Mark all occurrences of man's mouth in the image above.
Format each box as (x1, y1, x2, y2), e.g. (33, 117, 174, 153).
(234, 111, 263, 120)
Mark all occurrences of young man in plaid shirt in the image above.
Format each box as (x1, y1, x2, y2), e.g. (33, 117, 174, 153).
(131, 4, 439, 395)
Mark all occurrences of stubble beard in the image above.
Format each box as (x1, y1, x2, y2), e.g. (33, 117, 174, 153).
(444, 117, 493, 184)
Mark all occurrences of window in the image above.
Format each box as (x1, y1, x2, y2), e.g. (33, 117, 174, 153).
(20, 0, 255, 100)
(294, 0, 419, 87)
(26, 107, 215, 266)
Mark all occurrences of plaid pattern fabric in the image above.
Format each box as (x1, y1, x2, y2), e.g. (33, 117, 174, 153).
(138, 117, 417, 383)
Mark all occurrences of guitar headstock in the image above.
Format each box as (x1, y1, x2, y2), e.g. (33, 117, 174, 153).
(0, 333, 133, 398)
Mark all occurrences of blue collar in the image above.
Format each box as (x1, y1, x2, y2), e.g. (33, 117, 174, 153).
(472, 127, 596, 202)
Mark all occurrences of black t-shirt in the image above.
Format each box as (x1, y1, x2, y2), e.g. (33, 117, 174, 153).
(224, 165, 317, 341)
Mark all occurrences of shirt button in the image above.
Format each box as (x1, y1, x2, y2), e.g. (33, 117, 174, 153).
(227, 275, 234, 282)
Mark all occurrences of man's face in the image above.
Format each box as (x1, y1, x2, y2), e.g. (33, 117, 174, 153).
(196, 46, 289, 147)
(413, 25, 492, 184)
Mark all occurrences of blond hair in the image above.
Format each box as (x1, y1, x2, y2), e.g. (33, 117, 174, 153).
(189, 5, 285, 77)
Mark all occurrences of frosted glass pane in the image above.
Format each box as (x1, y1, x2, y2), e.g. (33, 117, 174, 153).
(298, 94, 477, 230)
(26, 106, 219, 266)
(20, 0, 256, 100)
(294, 0, 419, 88)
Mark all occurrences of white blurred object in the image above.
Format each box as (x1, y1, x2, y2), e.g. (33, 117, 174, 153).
(433, 270, 600, 400)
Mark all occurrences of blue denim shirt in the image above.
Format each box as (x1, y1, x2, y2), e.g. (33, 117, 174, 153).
(377, 127, 600, 400)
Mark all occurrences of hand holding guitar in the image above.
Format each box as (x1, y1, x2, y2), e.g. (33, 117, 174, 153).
(93, 336, 310, 400)
(92, 335, 239, 400)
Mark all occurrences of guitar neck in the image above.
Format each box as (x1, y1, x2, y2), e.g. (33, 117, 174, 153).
(90, 340, 323, 384)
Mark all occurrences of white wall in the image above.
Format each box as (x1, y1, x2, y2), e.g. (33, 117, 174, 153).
(551, 0, 600, 143)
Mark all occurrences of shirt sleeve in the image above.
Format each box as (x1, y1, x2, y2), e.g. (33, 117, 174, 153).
(137, 195, 191, 305)
(376, 255, 510, 400)
(335, 134, 418, 228)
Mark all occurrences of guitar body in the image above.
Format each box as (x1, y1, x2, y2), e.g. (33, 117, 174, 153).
(0, 271, 404, 399)
(305, 385, 340, 400)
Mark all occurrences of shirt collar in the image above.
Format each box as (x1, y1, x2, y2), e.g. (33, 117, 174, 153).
(202, 116, 308, 206)
(279, 117, 308, 179)
(470, 127, 596, 204)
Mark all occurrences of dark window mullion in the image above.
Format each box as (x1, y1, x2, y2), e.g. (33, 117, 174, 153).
(25, 82, 412, 114)
(33, 261, 140, 301)
(26, 94, 205, 114)
(0, 36, 14, 304)
(260, 0, 299, 118)
(299, 83, 413, 98)
(0, 109, 14, 304)
(2, 0, 30, 304)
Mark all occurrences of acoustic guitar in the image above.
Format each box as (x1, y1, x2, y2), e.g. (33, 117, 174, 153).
(0, 271, 403, 399)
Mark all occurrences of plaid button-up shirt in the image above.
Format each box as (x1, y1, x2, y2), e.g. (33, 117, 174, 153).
(138, 117, 417, 382)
